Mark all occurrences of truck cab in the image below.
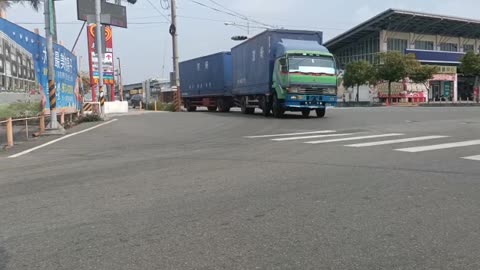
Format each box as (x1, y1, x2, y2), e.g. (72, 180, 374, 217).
(271, 40, 338, 118)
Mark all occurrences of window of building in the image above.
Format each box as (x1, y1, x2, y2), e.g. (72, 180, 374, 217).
(440, 43, 458, 52)
(387, 38, 407, 52)
(415, 40, 434, 50)
(463, 44, 475, 52)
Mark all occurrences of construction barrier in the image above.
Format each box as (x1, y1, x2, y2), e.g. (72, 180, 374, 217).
(83, 102, 100, 114)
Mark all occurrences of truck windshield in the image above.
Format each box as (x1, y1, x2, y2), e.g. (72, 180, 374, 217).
(288, 56, 335, 74)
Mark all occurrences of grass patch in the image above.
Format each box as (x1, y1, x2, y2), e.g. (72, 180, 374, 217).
(0, 102, 42, 120)
(76, 114, 103, 123)
(145, 102, 175, 112)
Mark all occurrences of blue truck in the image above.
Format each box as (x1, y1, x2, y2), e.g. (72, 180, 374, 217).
(180, 52, 233, 112)
(180, 29, 338, 118)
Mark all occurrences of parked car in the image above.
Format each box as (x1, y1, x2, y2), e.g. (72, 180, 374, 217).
(130, 95, 145, 108)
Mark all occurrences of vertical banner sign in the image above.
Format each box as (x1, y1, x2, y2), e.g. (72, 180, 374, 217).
(87, 24, 115, 101)
(0, 18, 80, 112)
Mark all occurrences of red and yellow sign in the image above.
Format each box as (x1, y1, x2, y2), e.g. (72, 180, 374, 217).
(87, 24, 115, 101)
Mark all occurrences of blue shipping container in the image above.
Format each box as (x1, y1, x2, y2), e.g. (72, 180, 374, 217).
(180, 52, 233, 98)
(232, 29, 323, 96)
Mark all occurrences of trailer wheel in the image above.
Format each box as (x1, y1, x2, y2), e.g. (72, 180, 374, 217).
(315, 108, 326, 118)
(207, 106, 217, 112)
(260, 96, 271, 117)
(185, 100, 197, 112)
(302, 110, 310, 118)
(217, 98, 231, 112)
(272, 93, 285, 118)
(241, 97, 254, 114)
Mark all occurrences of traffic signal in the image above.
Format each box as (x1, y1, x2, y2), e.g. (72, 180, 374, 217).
(231, 36, 248, 41)
(127, 0, 137, 3)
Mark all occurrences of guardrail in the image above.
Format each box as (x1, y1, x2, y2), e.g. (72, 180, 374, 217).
(1, 111, 80, 148)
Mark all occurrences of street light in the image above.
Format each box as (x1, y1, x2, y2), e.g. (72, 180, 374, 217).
(116, 57, 124, 101)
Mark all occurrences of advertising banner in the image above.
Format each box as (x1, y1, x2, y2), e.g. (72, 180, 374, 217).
(0, 18, 80, 112)
(87, 24, 114, 86)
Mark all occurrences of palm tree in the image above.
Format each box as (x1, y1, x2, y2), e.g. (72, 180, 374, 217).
(0, 0, 41, 12)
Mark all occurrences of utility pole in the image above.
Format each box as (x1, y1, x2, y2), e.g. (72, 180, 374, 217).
(170, 0, 181, 112)
(95, 0, 105, 116)
(44, 0, 58, 129)
(117, 57, 124, 101)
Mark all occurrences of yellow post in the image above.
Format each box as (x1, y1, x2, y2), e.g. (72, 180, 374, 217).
(155, 101, 157, 111)
(39, 115, 45, 133)
(60, 111, 65, 125)
(6, 117, 13, 147)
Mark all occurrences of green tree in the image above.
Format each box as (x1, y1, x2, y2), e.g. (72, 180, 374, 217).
(460, 51, 480, 103)
(0, 0, 41, 11)
(342, 68, 356, 102)
(344, 61, 373, 102)
(409, 65, 438, 101)
(376, 52, 417, 104)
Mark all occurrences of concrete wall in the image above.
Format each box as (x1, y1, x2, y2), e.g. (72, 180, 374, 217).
(0, 93, 41, 105)
(104, 101, 128, 114)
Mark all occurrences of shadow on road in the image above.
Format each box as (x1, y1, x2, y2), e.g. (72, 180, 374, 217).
(0, 246, 9, 270)
(192, 110, 329, 121)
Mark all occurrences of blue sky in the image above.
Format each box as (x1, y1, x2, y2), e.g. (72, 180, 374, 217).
(6, 0, 480, 83)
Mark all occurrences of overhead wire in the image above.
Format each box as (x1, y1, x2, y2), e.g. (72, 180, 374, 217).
(145, 0, 171, 22)
(186, 0, 274, 29)
(205, 0, 275, 28)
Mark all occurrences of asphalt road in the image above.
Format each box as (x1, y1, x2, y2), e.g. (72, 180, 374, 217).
(1, 107, 480, 269)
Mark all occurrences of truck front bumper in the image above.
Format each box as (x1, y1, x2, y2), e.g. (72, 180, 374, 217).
(284, 94, 337, 110)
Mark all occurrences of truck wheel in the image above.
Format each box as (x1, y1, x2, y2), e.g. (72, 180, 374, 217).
(315, 108, 326, 118)
(241, 97, 255, 114)
(260, 96, 271, 117)
(207, 106, 217, 112)
(302, 110, 310, 118)
(272, 93, 285, 118)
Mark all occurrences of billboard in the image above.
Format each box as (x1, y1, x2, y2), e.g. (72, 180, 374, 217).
(0, 18, 80, 112)
(77, 0, 128, 28)
(87, 24, 115, 86)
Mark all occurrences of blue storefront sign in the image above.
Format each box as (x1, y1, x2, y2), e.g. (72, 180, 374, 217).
(0, 18, 80, 111)
(405, 49, 465, 64)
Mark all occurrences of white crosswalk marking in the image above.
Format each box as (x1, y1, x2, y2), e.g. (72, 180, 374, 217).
(305, 134, 404, 144)
(396, 140, 480, 153)
(462, 155, 480, 161)
(272, 133, 358, 142)
(244, 130, 336, 139)
(346, 135, 449, 148)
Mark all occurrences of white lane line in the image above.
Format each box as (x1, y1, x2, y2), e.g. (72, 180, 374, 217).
(462, 155, 480, 161)
(245, 130, 336, 139)
(305, 133, 404, 144)
(396, 140, 480, 153)
(272, 133, 358, 142)
(346, 135, 449, 148)
(8, 119, 118, 158)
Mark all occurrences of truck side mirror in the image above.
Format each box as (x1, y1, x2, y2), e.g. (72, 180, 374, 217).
(279, 58, 287, 72)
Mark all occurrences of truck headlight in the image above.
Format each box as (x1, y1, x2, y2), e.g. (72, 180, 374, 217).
(324, 88, 336, 95)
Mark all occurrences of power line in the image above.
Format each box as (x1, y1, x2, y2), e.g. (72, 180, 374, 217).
(160, 0, 170, 10)
(186, 0, 275, 28)
(145, 0, 171, 22)
(15, 21, 169, 25)
(205, 0, 274, 28)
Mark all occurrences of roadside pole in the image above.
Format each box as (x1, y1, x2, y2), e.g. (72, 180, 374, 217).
(95, 0, 105, 116)
(170, 0, 181, 112)
(44, 0, 58, 129)
(117, 57, 124, 101)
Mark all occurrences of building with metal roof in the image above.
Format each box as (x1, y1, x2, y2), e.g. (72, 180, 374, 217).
(325, 9, 480, 103)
